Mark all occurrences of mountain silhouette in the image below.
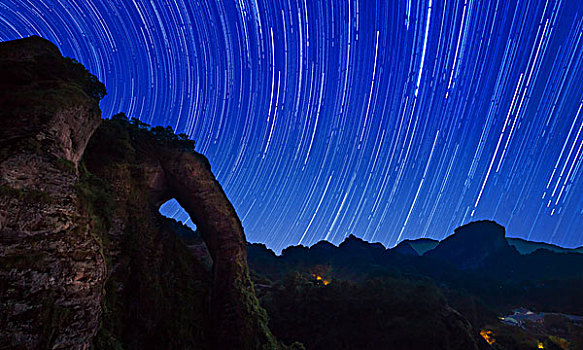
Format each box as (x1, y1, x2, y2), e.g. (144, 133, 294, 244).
(424, 220, 518, 269)
(393, 237, 439, 255)
(244, 221, 583, 349)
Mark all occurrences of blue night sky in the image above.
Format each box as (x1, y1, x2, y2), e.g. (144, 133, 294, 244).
(2, 0, 583, 252)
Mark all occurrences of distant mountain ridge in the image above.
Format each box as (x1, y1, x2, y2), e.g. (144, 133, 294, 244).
(394, 237, 439, 255)
(506, 237, 583, 255)
(247, 219, 583, 293)
(395, 235, 583, 256)
(244, 220, 583, 350)
(251, 220, 582, 259)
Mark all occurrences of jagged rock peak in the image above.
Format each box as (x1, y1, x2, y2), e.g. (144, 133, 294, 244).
(310, 240, 337, 250)
(339, 234, 386, 251)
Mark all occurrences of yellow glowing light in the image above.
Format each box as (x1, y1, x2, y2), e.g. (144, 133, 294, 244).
(538, 341, 544, 349)
(313, 274, 330, 285)
(480, 330, 496, 345)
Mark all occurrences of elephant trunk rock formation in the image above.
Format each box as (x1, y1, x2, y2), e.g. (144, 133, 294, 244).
(0, 36, 276, 349)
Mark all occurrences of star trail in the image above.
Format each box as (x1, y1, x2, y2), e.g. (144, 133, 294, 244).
(2, 0, 583, 252)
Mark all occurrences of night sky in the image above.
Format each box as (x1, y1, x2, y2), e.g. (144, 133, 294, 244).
(2, 0, 583, 252)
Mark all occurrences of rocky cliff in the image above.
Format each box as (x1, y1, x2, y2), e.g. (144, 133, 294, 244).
(0, 36, 106, 349)
(0, 36, 278, 349)
(82, 114, 276, 349)
(424, 220, 517, 269)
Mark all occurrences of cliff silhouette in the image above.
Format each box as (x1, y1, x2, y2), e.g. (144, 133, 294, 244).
(0, 36, 283, 350)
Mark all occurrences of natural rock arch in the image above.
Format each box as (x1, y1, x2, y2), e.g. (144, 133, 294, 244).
(156, 150, 258, 347)
(83, 117, 276, 349)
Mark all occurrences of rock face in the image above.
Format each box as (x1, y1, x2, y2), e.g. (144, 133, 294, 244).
(0, 36, 276, 349)
(425, 220, 517, 269)
(0, 36, 106, 348)
(83, 116, 275, 349)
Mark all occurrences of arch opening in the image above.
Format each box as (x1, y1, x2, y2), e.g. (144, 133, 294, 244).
(159, 198, 211, 265)
(159, 198, 197, 231)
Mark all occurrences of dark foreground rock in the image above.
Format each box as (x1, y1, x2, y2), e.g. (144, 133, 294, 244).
(0, 36, 106, 349)
(0, 36, 278, 350)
